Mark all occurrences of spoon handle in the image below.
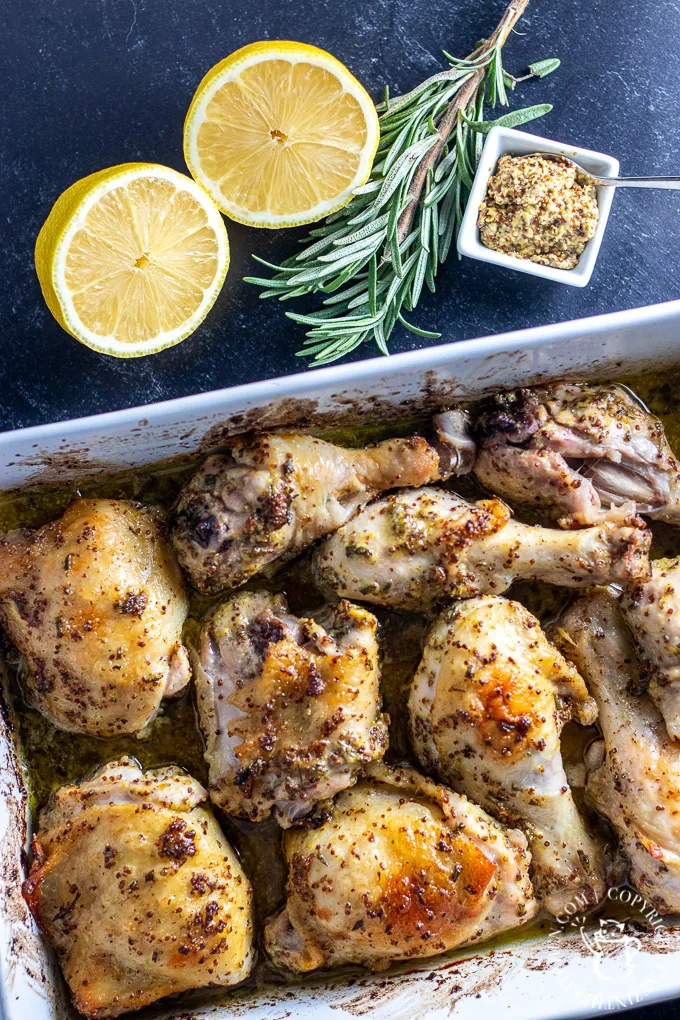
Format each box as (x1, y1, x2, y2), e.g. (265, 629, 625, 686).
(595, 176, 680, 189)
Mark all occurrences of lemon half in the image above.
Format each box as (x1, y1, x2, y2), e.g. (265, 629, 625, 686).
(183, 41, 380, 228)
(35, 163, 230, 358)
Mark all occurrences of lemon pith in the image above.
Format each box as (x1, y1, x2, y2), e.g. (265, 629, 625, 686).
(35, 163, 230, 358)
(183, 41, 380, 228)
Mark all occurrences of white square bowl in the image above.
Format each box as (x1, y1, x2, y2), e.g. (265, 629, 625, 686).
(457, 126, 620, 287)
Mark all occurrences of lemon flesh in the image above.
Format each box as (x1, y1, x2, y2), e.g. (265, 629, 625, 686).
(184, 41, 380, 228)
(35, 163, 230, 357)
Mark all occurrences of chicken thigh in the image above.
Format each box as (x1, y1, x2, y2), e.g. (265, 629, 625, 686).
(171, 411, 475, 594)
(409, 596, 606, 914)
(23, 758, 254, 1018)
(473, 383, 680, 527)
(556, 590, 680, 913)
(313, 488, 651, 612)
(264, 762, 538, 973)
(621, 556, 680, 741)
(195, 591, 387, 825)
(0, 499, 190, 736)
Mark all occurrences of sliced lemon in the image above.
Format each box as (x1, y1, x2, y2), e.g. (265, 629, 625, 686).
(35, 163, 230, 358)
(183, 41, 380, 228)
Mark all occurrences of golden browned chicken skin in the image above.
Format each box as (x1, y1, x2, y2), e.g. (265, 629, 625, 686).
(23, 759, 254, 1018)
(313, 487, 651, 612)
(556, 591, 680, 914)
(264, 762, 538, 973)
(171, 411, 475, 594)
(473, 383, 680, 527)
(0, 499, 191, 736)
(195, 591, 388, 825)
(409, 596, 606, 914)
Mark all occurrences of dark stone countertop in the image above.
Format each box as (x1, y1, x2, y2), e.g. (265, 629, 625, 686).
(3, 0, 680, 433)
(2, 3, 680, 1016)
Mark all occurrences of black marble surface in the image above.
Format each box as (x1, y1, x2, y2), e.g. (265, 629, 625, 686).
(3, 3, 680, 1017)
(3, 0, 680, 433)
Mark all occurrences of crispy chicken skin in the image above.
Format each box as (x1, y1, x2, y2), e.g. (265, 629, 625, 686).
(313, 487, 651, 612)
(264, 762, 538, 973)
(195, 591, 387, 825)
(0, 499, 190, 736)
(23, 759, 254, 1018)
(473, 383, 680, 527)
(621, 556, 680, 741)
(409, 596, 606, 914)
(555, 591, 680, 913)
(171, 411, 475, 594)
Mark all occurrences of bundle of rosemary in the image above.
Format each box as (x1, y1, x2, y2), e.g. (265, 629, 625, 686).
(245, 0, 559, 365)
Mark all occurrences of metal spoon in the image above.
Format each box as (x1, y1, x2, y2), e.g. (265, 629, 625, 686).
(529, 152, 680, 189)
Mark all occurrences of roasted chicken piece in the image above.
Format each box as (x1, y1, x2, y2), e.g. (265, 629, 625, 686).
(621, 557, 680, 741)
(23, 759, 254, 1018)
(313, 487, 651, 612)
(171, 411, 475, 594)
(473, 383, 680, 527)
(409, 596, 606, 914)
(195, 591, 387, 825)
(264, 762, 537, 972)
(556, 590, 680, 913)
(0, 499, 190, 736)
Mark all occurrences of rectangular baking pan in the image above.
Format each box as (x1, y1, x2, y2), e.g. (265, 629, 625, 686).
(3, 297, 680, 1020)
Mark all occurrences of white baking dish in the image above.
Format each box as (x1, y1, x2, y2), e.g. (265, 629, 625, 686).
(3, 298, 680, 1020)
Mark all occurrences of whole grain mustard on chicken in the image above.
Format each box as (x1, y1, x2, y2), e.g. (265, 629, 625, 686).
(194, 591, 387, 825)
(409, 595, 606, 915)
(313, 487, 652, 612)
(555, 591, 680, 914)
(23, 759, 254, 1018)
(265, 762, 538, 973)
(171, 411, 475, 594)
(621, 555, 680, 742)
(0, 499, 191, 737)
(472, 383, 680, 527)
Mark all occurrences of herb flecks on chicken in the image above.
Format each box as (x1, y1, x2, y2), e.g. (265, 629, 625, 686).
(409, 595, 606, 915)
(556, 591, 680, 915)
(265, 762, 538, 972)
(172, 412, 475, 594)
(0, 499, 190, 737)
(313, 487, 652, 612)
(622, 556, 680, 742)
(194, 591, 387, 825)
(23, 759, 254, 1018)
(473, 383, 680, 527)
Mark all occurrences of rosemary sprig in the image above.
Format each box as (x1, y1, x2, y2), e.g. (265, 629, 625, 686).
(245, 0, 559, 365)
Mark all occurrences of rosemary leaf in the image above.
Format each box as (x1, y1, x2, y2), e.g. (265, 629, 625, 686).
(529, 57, 561, 78)
(368, 255, 378, 317)
(462, 102, 553, 133)
(455, 117, 473, 189)
(397, 312, 441, 338)
(494, 46, 508, 106)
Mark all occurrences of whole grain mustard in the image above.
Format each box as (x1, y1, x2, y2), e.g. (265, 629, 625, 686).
(478, 153, 599, 270)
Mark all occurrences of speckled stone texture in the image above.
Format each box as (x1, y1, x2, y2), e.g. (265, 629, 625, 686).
(2, 0, 680, 438)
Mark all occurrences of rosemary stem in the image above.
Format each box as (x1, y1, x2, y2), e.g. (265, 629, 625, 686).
(395, 0, 529, 244)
